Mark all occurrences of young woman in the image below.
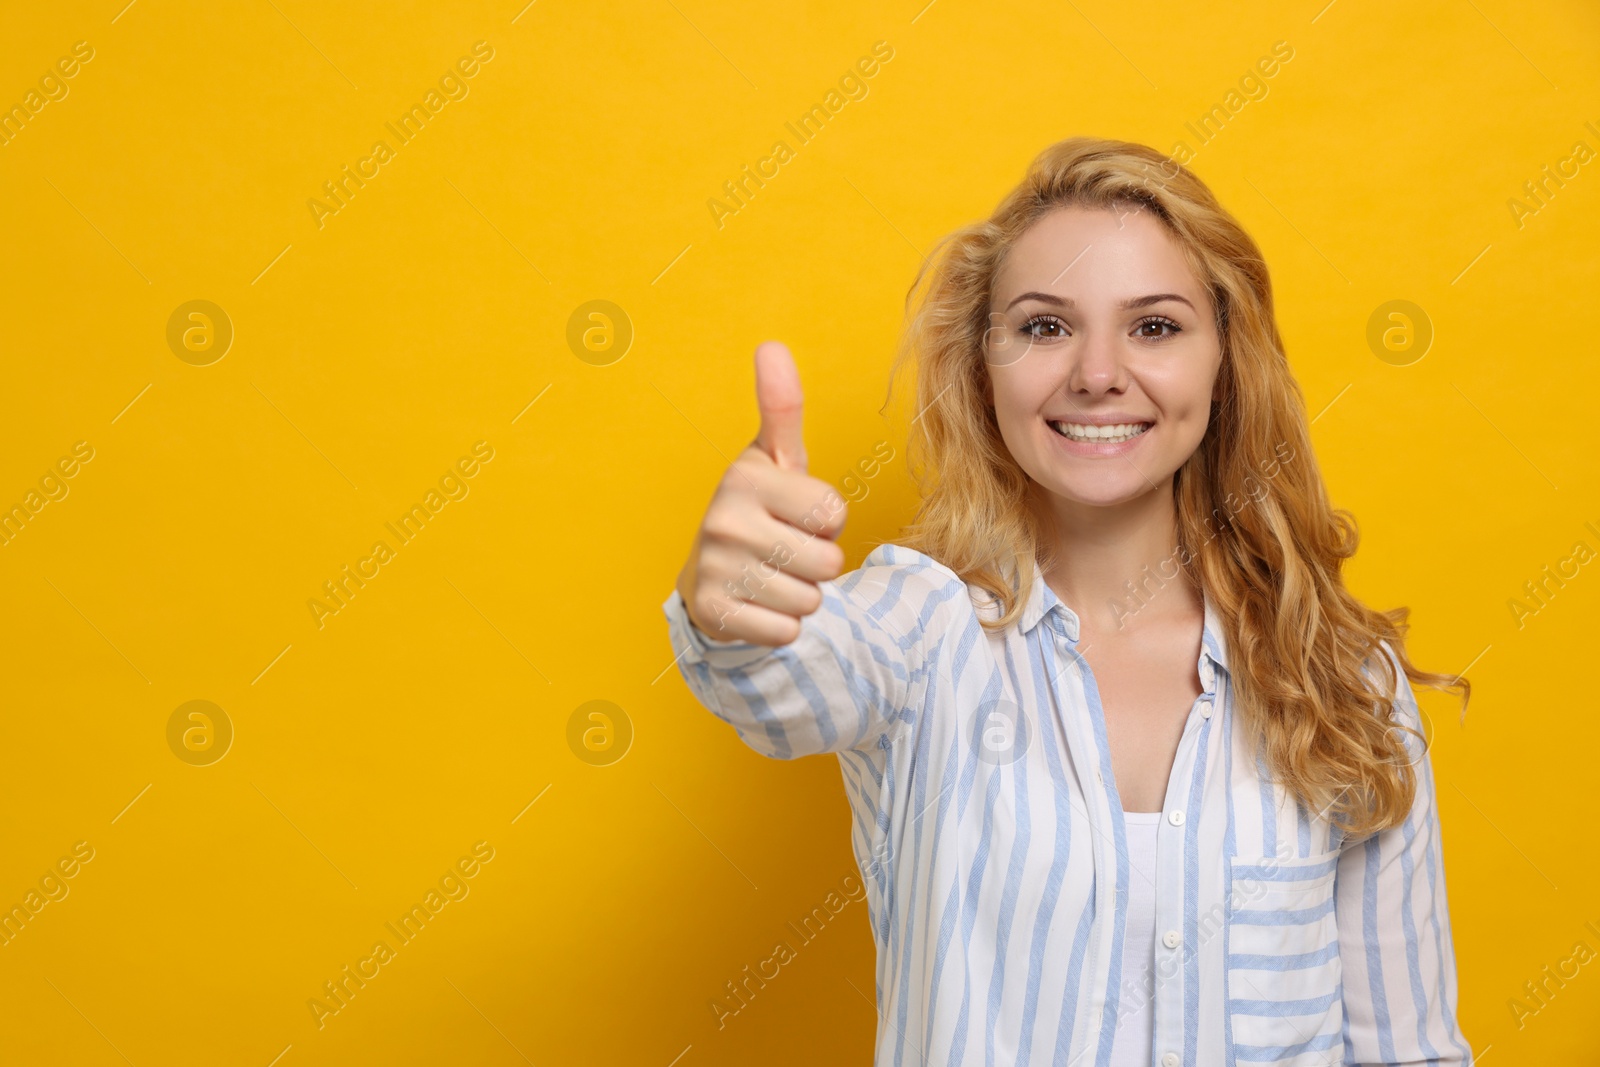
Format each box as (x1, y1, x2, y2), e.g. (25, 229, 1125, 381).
(662, 137, 1473, 1066)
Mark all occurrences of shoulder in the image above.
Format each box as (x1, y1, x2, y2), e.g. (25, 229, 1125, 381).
(842, 543, 973, 627)
(1360, 638, 1407, 700)
(1361, 637, 1428, 744)
(858, 542, 966, 586)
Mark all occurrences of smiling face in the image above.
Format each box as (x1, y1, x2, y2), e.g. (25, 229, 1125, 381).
(984, 203, 1224, 517)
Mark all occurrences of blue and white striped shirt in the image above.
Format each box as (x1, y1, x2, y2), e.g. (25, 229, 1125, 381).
(662, 543, 1473, 1066)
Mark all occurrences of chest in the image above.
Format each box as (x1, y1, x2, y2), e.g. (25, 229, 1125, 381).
(1079, 634, 1205, 813)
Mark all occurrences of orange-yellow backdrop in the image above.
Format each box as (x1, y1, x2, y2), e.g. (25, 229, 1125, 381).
(1, 1, 1596, 1063)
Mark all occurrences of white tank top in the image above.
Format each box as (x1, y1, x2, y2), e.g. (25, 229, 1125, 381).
(1108, 810, 1162, 1065)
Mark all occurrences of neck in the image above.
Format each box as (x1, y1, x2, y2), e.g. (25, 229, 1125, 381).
(1035, 482, 1200, 638)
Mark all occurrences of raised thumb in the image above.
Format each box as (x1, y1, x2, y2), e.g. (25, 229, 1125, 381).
(753, 340, 807, 471)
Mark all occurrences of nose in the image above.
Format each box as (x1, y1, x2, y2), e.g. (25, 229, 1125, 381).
(1065, 327, 1128, 397)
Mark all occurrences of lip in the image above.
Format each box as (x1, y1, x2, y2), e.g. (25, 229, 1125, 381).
(1043, 413, 1155, 426)
(1045, 417, 1153, 457)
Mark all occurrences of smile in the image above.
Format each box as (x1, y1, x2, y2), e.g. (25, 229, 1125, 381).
(1047, 420, 1153, 444)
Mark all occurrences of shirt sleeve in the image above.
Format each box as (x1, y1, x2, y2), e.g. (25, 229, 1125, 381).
(659, 542, 964, 760)
(1334, 640, 1475, 1065)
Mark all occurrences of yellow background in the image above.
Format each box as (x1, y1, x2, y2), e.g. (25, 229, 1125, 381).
(0, 1, 1596, 1063)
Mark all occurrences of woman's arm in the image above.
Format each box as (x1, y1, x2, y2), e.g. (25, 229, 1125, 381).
(664, 340, 963, 758)
(662, 542, 961, 759)
(1334, 641, 1475, 1065)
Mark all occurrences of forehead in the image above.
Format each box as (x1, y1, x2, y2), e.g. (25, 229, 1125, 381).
(992, 204, 1201, 302)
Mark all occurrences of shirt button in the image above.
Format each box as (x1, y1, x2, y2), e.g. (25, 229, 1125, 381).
(1200, 661, 1215, 687)
(1162, 1053, 1180, 1067)
(1163, 929, 1181, 949)
(1198, 700, 1213, 719)
(1168, 810, 1185, 826)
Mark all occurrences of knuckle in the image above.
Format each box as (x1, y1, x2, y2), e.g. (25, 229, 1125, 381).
(719, 461, 758, 496)
(689, 594, 722, 631)
(800, 480, 847, 532)
(690, 585, 722, 615)
(799, 581, 824, 615)
(700, 503, 744, 544)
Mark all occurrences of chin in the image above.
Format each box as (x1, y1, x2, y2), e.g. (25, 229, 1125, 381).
(1077, 490, 1152, 509)
(1038, 476, 1154, 509)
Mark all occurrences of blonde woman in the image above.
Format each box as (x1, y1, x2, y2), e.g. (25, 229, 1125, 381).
(663, 137, 1473, 1066)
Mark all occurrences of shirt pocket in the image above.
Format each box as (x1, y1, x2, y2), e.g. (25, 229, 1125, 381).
(1224, 850, 1344, 1065)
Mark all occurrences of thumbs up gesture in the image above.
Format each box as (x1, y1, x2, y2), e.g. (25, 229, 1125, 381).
(675, 341, 849, 647)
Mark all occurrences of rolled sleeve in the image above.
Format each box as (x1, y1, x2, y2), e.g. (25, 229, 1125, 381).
(660, 543, 963, 760)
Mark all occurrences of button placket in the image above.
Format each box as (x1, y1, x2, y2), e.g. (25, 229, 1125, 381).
(1151, 661, 1216, 1067)
(1197, 653, 1218, 720)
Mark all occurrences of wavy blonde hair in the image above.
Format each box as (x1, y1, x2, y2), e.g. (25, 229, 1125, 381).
(883, 136, 1467, 838)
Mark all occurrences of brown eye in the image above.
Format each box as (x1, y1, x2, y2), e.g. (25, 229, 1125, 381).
(1021, 315, 1066, 339)
(1135, 316, 1182, 340)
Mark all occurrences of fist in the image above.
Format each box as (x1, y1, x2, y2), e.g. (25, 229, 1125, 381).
(675, 341, 849, 647)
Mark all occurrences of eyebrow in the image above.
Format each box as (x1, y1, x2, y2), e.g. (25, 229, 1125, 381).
(1002, 291, 1197, 313)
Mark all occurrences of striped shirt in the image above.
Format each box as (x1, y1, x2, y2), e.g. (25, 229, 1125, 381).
(662, 542, 1473, 1066)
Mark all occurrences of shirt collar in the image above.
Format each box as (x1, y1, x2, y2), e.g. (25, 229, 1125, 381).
(1016, 555, 1230, 676)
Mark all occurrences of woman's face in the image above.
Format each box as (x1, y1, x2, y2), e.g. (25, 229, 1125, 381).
(984, 203, 1223, 513)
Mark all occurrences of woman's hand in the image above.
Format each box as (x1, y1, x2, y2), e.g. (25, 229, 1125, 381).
(674, 341, 849, 647)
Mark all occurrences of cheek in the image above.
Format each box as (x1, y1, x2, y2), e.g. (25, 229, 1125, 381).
(987, 363, 1049, 423)
(1145, 355, 1218, 420)
(987, 372, 1063, 484)
(1164, 409, 1211, 460)
(1145, 368, 1218, 453)
(993, 412, 1033, 465)
(985, 371, 1041, 447)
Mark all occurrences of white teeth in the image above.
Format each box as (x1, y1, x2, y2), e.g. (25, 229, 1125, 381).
(1049, 420, 1151, 443)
